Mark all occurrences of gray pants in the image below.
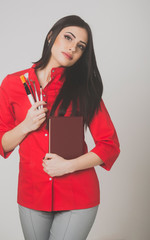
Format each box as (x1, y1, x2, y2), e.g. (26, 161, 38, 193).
(18, 204, 99, 240)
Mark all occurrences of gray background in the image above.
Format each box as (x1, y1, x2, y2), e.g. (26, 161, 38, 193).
(0, 0, 149, 239)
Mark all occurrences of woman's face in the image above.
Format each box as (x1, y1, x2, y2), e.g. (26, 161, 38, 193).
(49, 26, 88, 68)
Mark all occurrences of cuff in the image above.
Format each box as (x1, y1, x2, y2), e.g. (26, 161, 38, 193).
(90, 144, 120, 171)
(0, 132, 13, 159)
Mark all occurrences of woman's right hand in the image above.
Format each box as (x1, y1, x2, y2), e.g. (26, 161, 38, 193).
(22, 101, 48, 134)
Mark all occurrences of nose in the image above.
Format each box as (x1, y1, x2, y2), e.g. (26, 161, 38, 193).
(69, 43, 76, 52)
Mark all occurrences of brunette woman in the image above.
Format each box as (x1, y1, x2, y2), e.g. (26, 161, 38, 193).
(0, 15, 120, 240)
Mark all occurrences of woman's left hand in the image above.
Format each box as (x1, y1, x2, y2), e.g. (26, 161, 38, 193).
(42, 153, 73, 177)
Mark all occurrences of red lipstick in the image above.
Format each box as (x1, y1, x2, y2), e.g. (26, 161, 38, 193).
(62, 52, 73, 60)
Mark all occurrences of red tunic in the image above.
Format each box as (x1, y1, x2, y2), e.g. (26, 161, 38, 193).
(0, 64, 120, 211)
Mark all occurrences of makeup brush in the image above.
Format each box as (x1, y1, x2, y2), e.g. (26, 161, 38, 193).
(20, 75, 35, 106)
(40, 85, 43, 108)
(32, 80, 40, 110)
(24, 73, 36, 102)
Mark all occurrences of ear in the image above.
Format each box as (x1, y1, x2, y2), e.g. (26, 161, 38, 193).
(47, 31, 53, 43)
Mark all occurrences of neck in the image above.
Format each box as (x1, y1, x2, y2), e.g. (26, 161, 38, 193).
(36, 61, 61, 88)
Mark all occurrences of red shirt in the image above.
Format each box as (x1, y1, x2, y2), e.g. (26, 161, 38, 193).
(0, 64, 120, 211)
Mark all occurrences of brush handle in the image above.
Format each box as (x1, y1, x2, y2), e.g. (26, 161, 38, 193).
(28, 94, 35, 106)
(40, 86, 43, 109)
(33, 81, 40, 110)
(28, 80, 36, 102)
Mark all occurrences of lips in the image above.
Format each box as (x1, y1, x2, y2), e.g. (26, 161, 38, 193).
(62, 52, 73, 60)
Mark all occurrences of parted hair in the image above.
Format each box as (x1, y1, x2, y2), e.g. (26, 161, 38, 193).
(33, 15, 103, 128)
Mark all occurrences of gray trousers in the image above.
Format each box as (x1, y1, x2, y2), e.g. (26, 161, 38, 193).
(18, 204, 99, 240)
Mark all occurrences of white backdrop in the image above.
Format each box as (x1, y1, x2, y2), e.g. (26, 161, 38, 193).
(0, 0, 149, 239)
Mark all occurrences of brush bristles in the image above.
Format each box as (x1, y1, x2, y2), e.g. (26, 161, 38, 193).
(24, 73, 29, 80)
(20, 75, 26, 84)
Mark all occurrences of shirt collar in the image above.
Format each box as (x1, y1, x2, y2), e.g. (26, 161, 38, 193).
(51, 66, 66, 77)
(29, 64, 66, 88)
(31, 64, 66, 80)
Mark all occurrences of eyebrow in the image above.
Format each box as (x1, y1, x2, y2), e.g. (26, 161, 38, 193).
(66, 32, 87, 45)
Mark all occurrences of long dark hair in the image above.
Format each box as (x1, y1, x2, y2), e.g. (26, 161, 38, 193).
(33, 15, 103, 128)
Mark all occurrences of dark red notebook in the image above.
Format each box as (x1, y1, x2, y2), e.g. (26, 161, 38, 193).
(49, 116, 84, 159)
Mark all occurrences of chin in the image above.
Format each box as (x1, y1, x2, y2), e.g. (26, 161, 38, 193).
(58, 56, 76, 67)
(59, 61, 74, 68)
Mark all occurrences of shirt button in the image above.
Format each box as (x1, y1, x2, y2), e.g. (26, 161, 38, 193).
(43, 94, 46, 97)
(52, 70, 55, 73)
(45, 133, 48, 137)
(49, 178, 52, 181)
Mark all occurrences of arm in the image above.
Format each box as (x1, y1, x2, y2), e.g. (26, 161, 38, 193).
(68, 151, 103, 172)
(2, 121, 28, 153)
(0, 81, 48, 156)
(1, 101, 48, 153)
(70, 99, 120, 172)
(88, 99, 120, 171)
(43, 151, 103, 177)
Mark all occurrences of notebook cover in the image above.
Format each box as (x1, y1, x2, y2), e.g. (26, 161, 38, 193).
(49, 116, 84, 159)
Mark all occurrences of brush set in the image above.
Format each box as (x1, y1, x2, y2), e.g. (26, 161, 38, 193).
(20, 73, 43, 109)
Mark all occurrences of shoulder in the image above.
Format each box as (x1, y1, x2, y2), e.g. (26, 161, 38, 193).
(89, 98, 113, 127)
(8, 66, 32, 77)
(0, 66, 31, 91)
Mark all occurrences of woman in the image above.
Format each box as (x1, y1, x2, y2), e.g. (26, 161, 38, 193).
(0, 15, 120, 240)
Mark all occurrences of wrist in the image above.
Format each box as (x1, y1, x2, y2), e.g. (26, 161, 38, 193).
(20, 121, 30, 135)
(67, 159, 77, 173)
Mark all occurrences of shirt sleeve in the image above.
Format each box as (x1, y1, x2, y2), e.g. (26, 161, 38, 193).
(0, 76, 16, 158)
(89, 99, 120, 171)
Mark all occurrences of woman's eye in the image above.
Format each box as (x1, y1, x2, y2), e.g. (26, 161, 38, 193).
(78, 45, 85, 51)
(64, 35, 85, 51)
(64, 35, 72, 41)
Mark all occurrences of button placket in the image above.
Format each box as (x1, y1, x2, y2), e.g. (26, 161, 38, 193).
(42, 89, 46, 101)
(51, 69, 55, 81)
(51, 69, 57, 82)
(42, 89, 48, 104)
